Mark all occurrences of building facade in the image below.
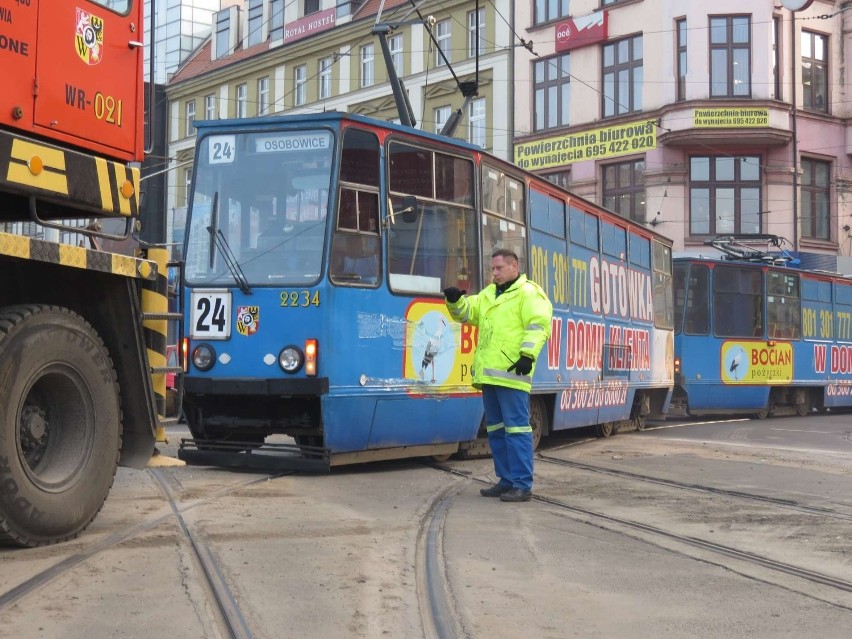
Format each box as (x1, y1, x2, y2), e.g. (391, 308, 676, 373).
(513, 0, 851, 269)
(144, 0, 220, 84)
(164, 0, 513, 249)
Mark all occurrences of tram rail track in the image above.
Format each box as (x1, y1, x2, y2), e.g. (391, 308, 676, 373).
(150, 469, 255, 639)
(537, 453, 852, 522)
(429, 462, 852, 603)
(0, 470, 282, 622)
(416, 485, 468, 639)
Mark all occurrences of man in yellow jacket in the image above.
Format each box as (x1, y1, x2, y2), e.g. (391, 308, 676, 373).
(443, 249, 553, 502)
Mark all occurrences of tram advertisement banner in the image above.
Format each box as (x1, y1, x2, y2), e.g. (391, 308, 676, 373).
(403, 300, 476, 394)
(721, 341, 793, 384)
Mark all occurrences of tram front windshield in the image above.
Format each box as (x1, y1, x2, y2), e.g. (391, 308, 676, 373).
(184, 130, 334, 287)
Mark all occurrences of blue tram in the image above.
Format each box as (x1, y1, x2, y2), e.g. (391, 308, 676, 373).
(178, 112, 674, 467)
(672, 236, 852, 417)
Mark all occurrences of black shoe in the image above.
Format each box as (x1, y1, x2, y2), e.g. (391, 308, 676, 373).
(500, 488, 532, 502)
(480, 484, 512, 497)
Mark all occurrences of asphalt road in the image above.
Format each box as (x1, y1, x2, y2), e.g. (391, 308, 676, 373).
(1, 414, 850, 638)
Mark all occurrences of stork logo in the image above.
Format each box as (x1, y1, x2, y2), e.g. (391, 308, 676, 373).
(555, 10, 608, 53)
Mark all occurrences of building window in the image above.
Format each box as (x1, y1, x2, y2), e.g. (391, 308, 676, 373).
(294, 65, 307, 106)
(435, 20, 451, 67)
(184, 168, 193, 207)
(469, 98, 486, 147)
(319, 56, 333, 100)
(534, 54, 570, 131)
(468, 8, 484, 58)
(390, 35, 403, 75)
(360, 44, 374, 88)
(246, 0, 264, 47)
(304, 0, 319, 16)
(185, 100, 196, 136)
(215, 10, 231, 59)
(258, 77, 270, 116)
(772, 16, 781, 100)
(270, 0, 284, 41)
(676, 18, 687, 101)
(689, 156, 760, 235)
(603, 160, 645, 223)
(544, 171, 570, 190)
(236, 83, 247, 118)
(602, 35, 643, 118)
(205, 94, 216, 120)
(802, 31, 828, 112)
(434, 106, 451, 134)
(534, 0, 569, 26)
(710, 16, 750, 97)
(801, 158, 830, 240)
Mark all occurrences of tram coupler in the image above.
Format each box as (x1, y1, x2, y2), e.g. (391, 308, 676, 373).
(178, 439, 331, 472)
(457, 437, 492, 459)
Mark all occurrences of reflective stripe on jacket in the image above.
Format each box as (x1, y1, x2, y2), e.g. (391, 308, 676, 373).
(446, 274, 553, 392)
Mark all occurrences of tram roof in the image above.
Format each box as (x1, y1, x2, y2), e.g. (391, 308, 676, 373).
(192, 111, 673, 247)
(193, 111, 483, 151)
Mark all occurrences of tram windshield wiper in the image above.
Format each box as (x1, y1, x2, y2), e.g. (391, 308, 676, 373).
(206, 191, 252, 294)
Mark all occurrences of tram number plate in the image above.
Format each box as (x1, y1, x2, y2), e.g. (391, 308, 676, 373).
(190, 290, 232, 339)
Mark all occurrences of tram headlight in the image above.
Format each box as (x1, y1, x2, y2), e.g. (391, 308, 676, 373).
(278, 345, 304, 373)
(192, 343, 216, 371)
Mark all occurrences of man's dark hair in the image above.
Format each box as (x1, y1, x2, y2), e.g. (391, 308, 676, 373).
(491, 248, 518, 262)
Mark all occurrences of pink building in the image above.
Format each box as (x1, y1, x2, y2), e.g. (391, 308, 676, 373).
(513, 0, 851, 271)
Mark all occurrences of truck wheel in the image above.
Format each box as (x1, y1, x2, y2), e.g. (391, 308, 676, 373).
(0, 305, 121, 547)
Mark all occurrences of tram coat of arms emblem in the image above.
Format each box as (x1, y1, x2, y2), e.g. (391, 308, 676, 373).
(75, 9, 104, 66)
(236, 306, 260, 336)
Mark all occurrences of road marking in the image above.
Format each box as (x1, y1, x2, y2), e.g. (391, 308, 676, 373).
(770, 428, 836, 435)
(645, 418, 750, 430)
(653, 437, 851, 455)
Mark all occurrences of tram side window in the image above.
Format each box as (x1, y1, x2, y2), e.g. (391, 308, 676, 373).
(482, 165, 524, 222)
(569, 207, 599, 250)
(332, 129, 381, 286)
(602, 222, 627, 258)
(481, 165, 527, 281)
(766, 272, 800, 339)
(683, 264, 710, 334)
(713, 266, 762, 337)
(652, 241, 674, 329)
(529, 189, 566, 239)
(388, 143, 478, 294)
(673, 264, 686, 334)
(629, 233, 650, 268)
(834, 284, 852, 341)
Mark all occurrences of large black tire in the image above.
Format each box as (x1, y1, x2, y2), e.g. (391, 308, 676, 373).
(0, 305, 121, 547)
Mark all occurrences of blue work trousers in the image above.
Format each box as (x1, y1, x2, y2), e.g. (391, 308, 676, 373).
(481, 385, 534, 491)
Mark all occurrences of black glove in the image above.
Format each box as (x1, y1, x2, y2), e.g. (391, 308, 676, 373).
(508, 355, 534, 376)
(442, 287, 466, 303)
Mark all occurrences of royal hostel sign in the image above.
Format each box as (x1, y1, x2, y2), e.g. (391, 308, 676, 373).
(555, 10, 608, 52)
(284, 8, 335, 44)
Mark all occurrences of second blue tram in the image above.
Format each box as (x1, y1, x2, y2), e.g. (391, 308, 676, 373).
(672, 242, 852, 417)
(179, 112, 674, 467)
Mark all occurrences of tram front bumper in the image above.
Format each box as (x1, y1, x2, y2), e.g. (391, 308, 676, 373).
(184, 376, 329, 396)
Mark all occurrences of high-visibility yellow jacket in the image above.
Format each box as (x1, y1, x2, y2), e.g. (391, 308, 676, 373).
(446, 274, 553, 392)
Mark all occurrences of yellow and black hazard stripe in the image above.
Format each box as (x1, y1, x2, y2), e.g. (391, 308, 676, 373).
(0, 230, 156, 280)
(0, 129, 139, 218)
(140, 247, 173, 438)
